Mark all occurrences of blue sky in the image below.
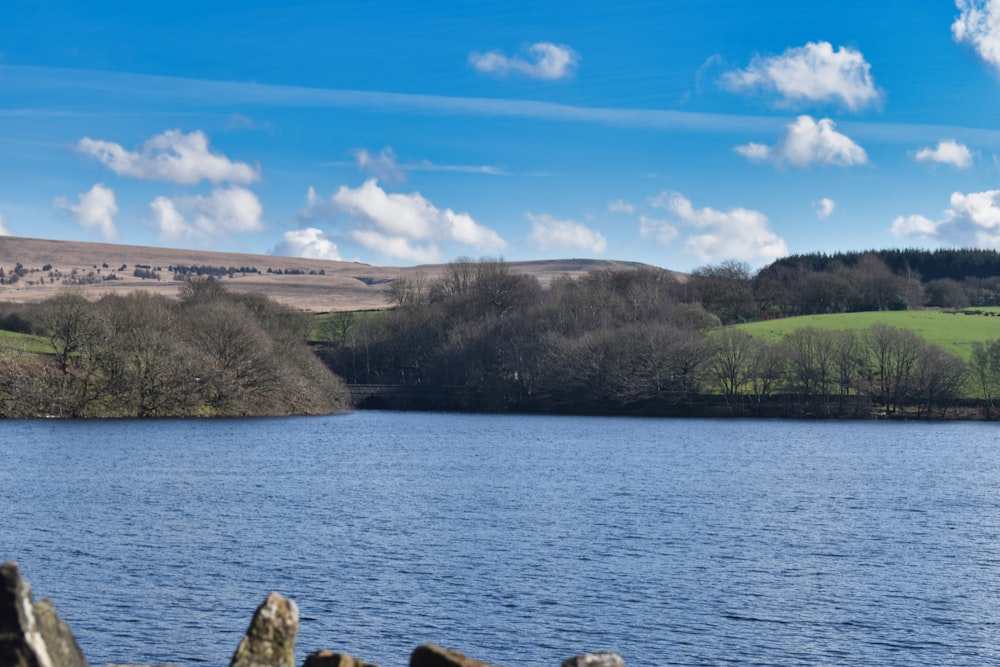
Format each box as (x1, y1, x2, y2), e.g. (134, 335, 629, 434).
(7, 1, 1000, 271)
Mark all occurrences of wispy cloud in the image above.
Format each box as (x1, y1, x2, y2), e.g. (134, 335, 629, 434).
(0, 212, 11, 236)
(736, 115, 868, 167)
(608, 199, 635, 214)
(353, 147, 406, 183)
(722, 41, 882, 111)
(12, 66, 1000, 147)
(78, 129, 259, 185)
(470, 42, 579, 80)
(814, 198, 836, 219)
(334, 147, 505, 180)
(54, 184, 119, 239)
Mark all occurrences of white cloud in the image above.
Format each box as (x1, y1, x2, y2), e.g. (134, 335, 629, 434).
(638, 215, 679, 246)
(353, 147, 405, 183)
(349, 229, 441, 264)
(736, 115, 868, 167)
(272, 228, 342, 261)
(734, 142, 773, 161)
(651, 192, 788, 263)
(913, 139, 974, 169)
(0, 213, 10, 236)
(78, 129, 259, 185)
(891, 214, 939, 238)
(303, 179, 506, 263)
(814, 198, 836, 219)
(953, 0, 1000, 74)
(54, 184, 119, 239)
(526, 212, 607, 253)
(608, 199, 635, 214)
(948, 190, 1000, 245)
(891, 189, 1000, 246)
(722, 41, 881, 110)
(469, 42, 579, 80)
(149, 186, 263, 243)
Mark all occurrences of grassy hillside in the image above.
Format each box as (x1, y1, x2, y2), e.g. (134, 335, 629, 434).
(737, 309, 1000, 360)
(0, 235, 666, 312)
(0, 330, 51, 354)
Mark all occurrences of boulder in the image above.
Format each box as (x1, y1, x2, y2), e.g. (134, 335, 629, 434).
(302, 649, 380, 667)
(0, 561, 89, 667)
(229, 592, 298, 667)
(561, 653, 625, 667)
(409, 643, 499, 667)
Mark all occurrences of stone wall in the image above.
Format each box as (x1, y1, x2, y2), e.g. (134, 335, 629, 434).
(0, 562, 623, 667)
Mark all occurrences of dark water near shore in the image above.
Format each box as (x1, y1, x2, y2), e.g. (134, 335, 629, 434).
(3, 413, 1000, 666)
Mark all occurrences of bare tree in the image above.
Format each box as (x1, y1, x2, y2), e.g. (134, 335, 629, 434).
(860, 324, 922, 414)
(38, 292, 99, 373)
(706, 327, 755, 406)
(908, 343, 968, 418)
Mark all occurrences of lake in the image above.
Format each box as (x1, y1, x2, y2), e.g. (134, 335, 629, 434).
(2, 413, 1000, 666)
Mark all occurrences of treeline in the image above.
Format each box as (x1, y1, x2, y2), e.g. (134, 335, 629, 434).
(757, 248, 1000, 315)
(0, 280, 349, 418)
(317, 258, 1000, 419)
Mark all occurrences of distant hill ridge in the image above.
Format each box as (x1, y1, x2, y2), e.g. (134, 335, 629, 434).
(0, 235, 662, 312)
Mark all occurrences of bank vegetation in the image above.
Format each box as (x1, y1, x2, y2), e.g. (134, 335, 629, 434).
(317, 253, 1000, 419)
(0, 279, 348, 418)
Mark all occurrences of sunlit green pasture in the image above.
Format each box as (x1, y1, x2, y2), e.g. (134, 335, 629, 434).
(0, 330, 52, 355)
(737, 309, 1000, 361)
(308, 309, 386, 343)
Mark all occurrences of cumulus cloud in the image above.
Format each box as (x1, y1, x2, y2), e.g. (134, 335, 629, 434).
(54, 184, 119, 239)
(469, 42, 579, 80)
(149, 186, 263, 243)
(0, 213, 10, 236)
(353, 147, 405, 183)
(272, 228, 342, 261)
(913, 139, 973, 169)
(814, 198, 836, 219)
(650, 192, 788, 263)
(953, 0, 1000, 73)
(78, 129, 259, 185)
(735, 115, 867, 167)
(303, 179, 506, 263)
(526, 212, 607, 253)
(721, 41, 881, 110)
(891, 214, 940, 238)
(608, 199, 635, 214)
(891, 189, 1000, 246)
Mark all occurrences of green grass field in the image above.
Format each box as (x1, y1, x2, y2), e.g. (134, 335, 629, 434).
(308, 309, 386, 344)
(737, 309, 1000, 360)
(0, 330, 52, 355)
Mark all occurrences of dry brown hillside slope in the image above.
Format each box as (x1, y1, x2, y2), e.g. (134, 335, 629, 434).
(0, 236, 663, 312)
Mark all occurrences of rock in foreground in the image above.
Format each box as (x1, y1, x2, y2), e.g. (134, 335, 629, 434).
(230, 591, 299, 667)
(0, 561, 89, 667)
(3, 561, 625, 667)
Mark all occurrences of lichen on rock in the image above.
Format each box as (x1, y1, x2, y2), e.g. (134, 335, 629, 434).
(229, 591, 299, 667)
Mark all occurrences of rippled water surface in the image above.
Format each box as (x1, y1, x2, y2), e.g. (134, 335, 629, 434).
(3, 413, 1000, 666)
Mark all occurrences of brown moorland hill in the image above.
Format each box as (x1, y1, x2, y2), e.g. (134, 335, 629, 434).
(0, 236, 666, 312)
